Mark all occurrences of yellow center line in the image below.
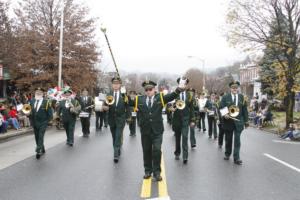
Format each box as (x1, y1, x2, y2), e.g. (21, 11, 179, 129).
(141, 176, 152, 198)
(158, 153, 168, 197)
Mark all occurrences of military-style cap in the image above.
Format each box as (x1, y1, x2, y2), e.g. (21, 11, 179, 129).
(142, 80, 157, 89)
(229, 81, 240, 88)
(111, 76, 122, 84)
(129, 90, 137, 95)
(188, 88, 195, 92)
(35, 87, 45, 92)
(176, 77, 189, 84)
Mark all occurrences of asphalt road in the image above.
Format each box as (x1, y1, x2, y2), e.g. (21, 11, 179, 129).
(0, 116, 299, 200)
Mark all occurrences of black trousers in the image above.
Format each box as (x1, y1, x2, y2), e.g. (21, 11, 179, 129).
(129, 117, 136, 134)
(218, 124, 225, 146)
(198, 112, 206, 130)
(207, 116, 217, 137)
(80, 117, 90, 135)
(224, 129, 242, 161)
(95, 111, 105, 129)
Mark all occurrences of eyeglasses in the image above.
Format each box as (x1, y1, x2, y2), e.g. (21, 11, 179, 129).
(145, 88, 153, 92)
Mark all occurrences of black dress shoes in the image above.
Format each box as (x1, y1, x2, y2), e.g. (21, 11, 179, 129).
(183, 159, 188, 164)
(143, 173, 152, 179)
(234, 160, 243, 165)
(224, 156, 230, 160)
(114, 157, 119, 163)
(153, 174, 162, 182)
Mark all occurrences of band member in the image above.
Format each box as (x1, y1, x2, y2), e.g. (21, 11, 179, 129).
(220, 81, 249, 165)
(188, 88, 197, 148)
(58, 89, 81, 146)
(216, 94, 225, 148)
(171, 80, 195, 164)
(134, 80, 184, 181)
(128, 91, 137, 136)
(30, 88, 53, 159)
(79, 89, 93, 137)
(205, 93, 218, 139)
(166, 102, 173, 126)
(95, 92, 106, 131)
(197, 93, 207, 132)
(105, 77, 130, 163)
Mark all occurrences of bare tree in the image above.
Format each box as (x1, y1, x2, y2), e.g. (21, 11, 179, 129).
(226, 0, 300, 128)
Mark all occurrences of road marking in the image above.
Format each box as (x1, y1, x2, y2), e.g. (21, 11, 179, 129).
(158, 154, 169, 197)
(141, 175, 152, 198)
(272, 140, 300, 145)
(147, 197, 171, 200)
(264, 153, 300, 173)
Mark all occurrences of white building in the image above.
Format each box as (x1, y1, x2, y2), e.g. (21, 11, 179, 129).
(239, 63, 263, 100)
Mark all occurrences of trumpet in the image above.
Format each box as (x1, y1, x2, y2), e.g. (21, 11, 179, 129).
(105, 95, 115, 105)
(22, 104, 32, 115)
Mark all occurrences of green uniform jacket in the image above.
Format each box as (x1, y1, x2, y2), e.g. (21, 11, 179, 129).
(172, 92, 195, 131)
(204, 99, 218, 118)
(220, 93, 249, 132)
(30, 99, 53, 128)
(58, 99, 81, 123)
(107, 92, 130, 127)
(135, 91, 179, 135)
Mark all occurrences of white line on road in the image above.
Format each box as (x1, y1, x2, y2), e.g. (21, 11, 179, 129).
(263, 153, 300, 173)
(272, 140, 300, 145)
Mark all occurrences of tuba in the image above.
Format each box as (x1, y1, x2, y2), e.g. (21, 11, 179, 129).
(22, 104, 32, 115)
(229, 105, 240, 118)
(105, 95, 115, 105)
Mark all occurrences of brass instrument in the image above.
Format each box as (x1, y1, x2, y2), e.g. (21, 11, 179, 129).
(22, 104, 32, 115)
(170, 100, 186, 112)
(229, 105, 240, 118)
(105, 95, 115, 105)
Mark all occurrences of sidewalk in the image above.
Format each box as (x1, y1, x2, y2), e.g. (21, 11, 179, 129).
(0, 128, 33, 142)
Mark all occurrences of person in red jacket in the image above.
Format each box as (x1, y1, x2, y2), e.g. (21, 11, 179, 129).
(8, 105, 21, 130)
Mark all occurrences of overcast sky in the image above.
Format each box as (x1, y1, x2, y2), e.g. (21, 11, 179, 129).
(84, 0, 246, 74)
(10, 0, 246, 74)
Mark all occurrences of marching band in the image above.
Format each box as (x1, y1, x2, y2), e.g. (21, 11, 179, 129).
(27, 78, 249, 181)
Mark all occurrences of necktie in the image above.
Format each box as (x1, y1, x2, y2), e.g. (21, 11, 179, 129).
(148, 97, 152, 108)
(35, 100, 39, 111)
(114, 92, 118, 106)
(234, 94, 237, 106)
(181, 92, 184, 101)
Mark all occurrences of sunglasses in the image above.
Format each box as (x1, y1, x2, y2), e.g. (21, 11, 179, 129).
(145, 88, 153, 92)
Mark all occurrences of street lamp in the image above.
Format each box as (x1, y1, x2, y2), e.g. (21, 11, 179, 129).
(58, 0, 65, 88)
(187, 56, 206, 91)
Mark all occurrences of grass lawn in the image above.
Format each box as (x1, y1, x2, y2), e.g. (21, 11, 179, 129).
(264, 112, 300, 133)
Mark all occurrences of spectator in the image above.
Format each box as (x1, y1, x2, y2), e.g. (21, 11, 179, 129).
(280, 123, 300, 140)
(250, 96, 259, 112)
(0, 113, 9, 134)
(295, 98, 300, 112)
(0, 104, 21, 130)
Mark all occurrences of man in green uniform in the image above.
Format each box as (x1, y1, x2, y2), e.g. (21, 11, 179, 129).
(79, 89, 93, 137)
(134, 80, 184, 181)
(105, 77, 130, 163)
(220, 81, 249, 165)
(30, 88, 53, 159)
(205, 93, 218, 139)
(58, 89, 81, 147)
(171, 79, 195, 164)
(128, 90, 137, 136)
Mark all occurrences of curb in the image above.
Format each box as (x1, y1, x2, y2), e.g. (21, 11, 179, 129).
(249, 124, 279, 135)
(0, 128, 33, 142)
